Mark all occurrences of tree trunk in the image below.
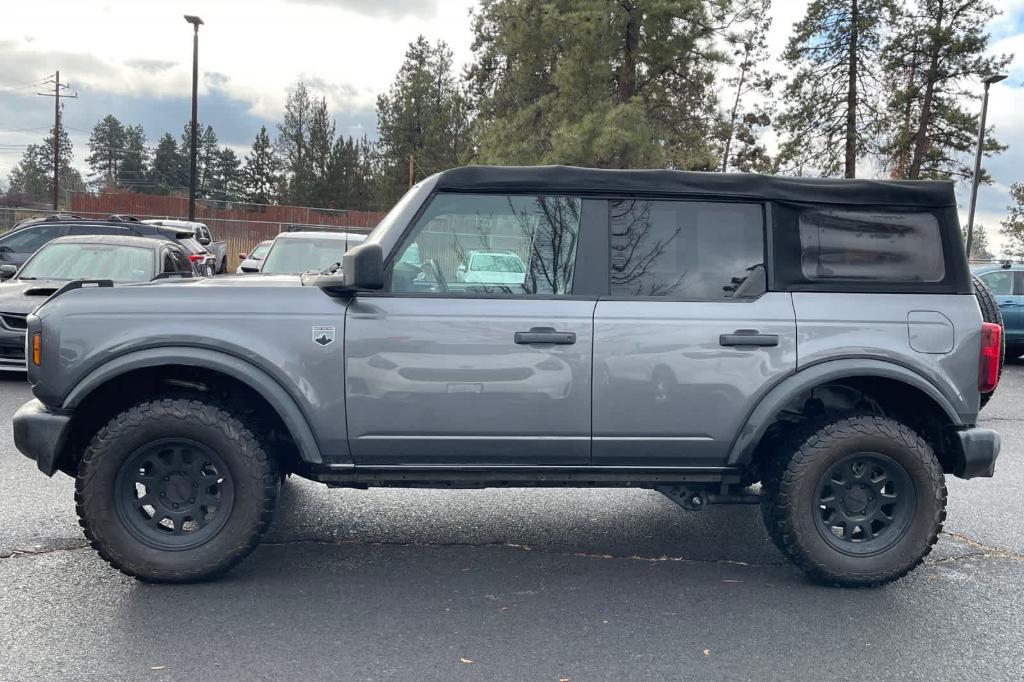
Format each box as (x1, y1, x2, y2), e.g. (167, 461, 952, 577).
(617, 1, 641, 102)
(845, 0, 859, 178)
(909, 3, 944, 179)
(722, 55, 749, 173)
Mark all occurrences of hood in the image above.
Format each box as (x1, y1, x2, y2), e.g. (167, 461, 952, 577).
(0, 278, 63, 314)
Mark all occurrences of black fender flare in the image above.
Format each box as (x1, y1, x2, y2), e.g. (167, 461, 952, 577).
(726, 359, 965, 467)
(62, 346, 323, 463)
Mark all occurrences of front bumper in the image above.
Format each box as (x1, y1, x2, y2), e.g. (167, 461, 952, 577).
(954, 427, 1001, 479)
(13, 399, 72, 477)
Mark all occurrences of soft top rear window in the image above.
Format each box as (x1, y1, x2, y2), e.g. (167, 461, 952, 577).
(798, 209, 945, 283)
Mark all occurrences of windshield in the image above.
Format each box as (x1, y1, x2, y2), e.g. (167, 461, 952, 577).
(19, 243, 154, 282)
(249, 242, 271, 260)
(261, 237, 349, 273)
(471, 253, 525, 273)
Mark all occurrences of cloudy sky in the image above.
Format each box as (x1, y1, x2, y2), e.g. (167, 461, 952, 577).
(1, 0, 1022, 249)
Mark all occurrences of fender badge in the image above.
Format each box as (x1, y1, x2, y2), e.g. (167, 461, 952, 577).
(312, 326, 335, 347)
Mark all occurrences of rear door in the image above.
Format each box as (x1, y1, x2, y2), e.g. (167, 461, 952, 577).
(0, 224, 67, 266)
(345, 192, 600, 466)
(592, 199, 797, 467)
(977, 269, 1018, 341)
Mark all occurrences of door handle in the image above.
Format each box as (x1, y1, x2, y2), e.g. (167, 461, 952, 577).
(719, 329, 779, 347)
(514, 327, 577, 345)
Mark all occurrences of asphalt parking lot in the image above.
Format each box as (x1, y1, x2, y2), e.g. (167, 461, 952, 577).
(1, 370, 1023, 681)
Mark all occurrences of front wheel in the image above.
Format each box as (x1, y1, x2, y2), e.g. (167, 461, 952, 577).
(75, 396, 279, 582)
(761, 416, 946, 587)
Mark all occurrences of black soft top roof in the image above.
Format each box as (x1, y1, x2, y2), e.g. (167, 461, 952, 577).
(433, 165, 956, 208)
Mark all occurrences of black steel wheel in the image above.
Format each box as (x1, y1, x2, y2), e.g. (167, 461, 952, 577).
(813, 452, 915, 556)
(114, 438, 235, 551)
(76, 396, 279, 582)
(762, 415, 945, 587)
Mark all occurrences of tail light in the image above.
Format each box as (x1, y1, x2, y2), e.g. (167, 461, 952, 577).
(979, 322, 1002, 393)
(187, 254, 206, 263)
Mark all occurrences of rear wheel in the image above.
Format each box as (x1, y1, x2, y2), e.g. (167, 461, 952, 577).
(972, 273, 1003, 409)
(75, 396, 279, 582)
(761, 415, 945, 587)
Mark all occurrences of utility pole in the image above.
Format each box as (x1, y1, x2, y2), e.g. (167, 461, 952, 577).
(965, 73, 1007, 257)
(408, 155, 414, 189)
(185, 15, 204, 221)
(37, 70, 77, 211)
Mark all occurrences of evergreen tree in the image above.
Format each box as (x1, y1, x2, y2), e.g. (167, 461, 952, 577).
(119, 124, 149, 191)
(880, 0, 1009, 180)
(85, 114, 126, 187)
(242, 126, 281, 205)
(1000, 183, 1024, 258)
(307, 96, 336, 206)
(6, 126, 83, 205)
(206, 147, 243, 201)
(149, 133, 187, 195)
(718, 0, 780, 173)
(962, 222, 994, 260)
(277, 82, 314, 203)
(377, 36, 472, 204)
(777, 0, 890, 177)
(468, 0, 731, 171)
(181, 123, 220, 198)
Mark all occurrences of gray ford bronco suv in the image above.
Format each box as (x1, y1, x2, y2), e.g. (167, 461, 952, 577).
(13, 166, 1003, 586)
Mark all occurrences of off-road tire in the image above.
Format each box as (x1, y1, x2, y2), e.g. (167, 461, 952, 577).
(75, 396, 279, 582)
(761, 415, 946, 587)
(972, 273, 1003, 410)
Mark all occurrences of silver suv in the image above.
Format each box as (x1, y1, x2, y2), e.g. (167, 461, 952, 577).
(13, 166, 1002, 587)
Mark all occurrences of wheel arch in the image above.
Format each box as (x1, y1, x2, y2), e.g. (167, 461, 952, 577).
(61, 347, 323, 468)
(728, 359, 965, 471)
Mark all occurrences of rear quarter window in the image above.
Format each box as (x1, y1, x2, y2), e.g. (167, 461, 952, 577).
(798, 210, 945, 283)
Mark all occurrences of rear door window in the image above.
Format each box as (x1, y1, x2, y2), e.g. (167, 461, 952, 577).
(798, 210, 945, 283)
(980, 270, 1013, 295)
(608, 200, 765, 299)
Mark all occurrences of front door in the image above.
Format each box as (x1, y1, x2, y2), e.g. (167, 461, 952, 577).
(345, 192, 595, 466)
(592, 199, 797, 467)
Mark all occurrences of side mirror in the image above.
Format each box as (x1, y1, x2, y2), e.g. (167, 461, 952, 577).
(197, 236, 211, 246)
(317, 243, 383, 296)
(0, 264, 16, 280)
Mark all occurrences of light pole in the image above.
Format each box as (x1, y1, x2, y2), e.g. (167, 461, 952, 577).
(184, 14, 204, 221)
(965, 73, 1007, 258)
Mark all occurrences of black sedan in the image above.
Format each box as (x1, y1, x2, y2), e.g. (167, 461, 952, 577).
(0, 234, 195, 371)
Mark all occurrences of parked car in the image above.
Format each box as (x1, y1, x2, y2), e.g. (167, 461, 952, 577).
(0, 234, 194, 371)
(236, 240, 273, 274)
(0, 215, 200, 269)
(13, 166, 1002, 588)
(259, 230, 366, 274)
(143, 219, 227, 274)
(972, 263, 1022, 350)
(456, 249, 527, 285)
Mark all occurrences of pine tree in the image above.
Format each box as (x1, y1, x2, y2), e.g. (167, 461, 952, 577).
(880, 0, 1009, 180)
(962, 222, 994, 260)
(149, 133, 187, 195)
(377, 36, 472, 204)
(307, 97, 336, 206)
(242, 126, 281, 205)
(206, 147, 243, 201)
(468, 0, 731, 171)
(777, 0, 889, 177)
(1000, 183, 1024, 258)
(5, 126, 83, 205)
(85, 114, 126, 187)
(119, 124, 149, 191)
(718, 0, 780, 173)
(277, 82, 314, 204)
